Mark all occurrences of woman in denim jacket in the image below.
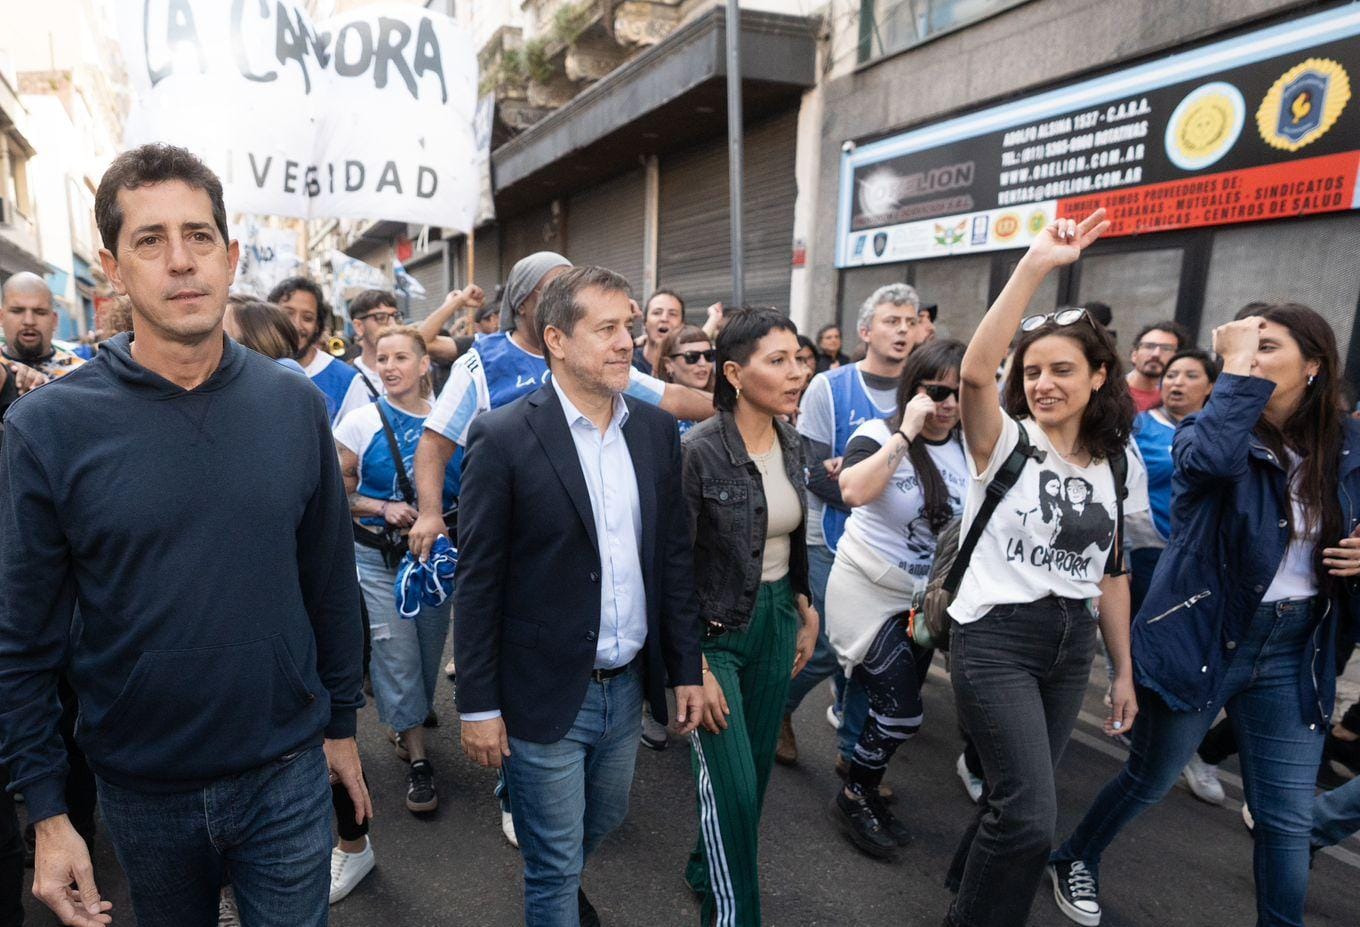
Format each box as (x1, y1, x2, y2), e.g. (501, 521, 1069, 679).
(1049, 303, 1360, 927)
(680, 307, 819, 927)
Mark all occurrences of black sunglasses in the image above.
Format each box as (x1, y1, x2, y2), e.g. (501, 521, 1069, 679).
(1019, 307, 1096, 332)
(669, 349, 715, 364)
(922, 384, 958, 402)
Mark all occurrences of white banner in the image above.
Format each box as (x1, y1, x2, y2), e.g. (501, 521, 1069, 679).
(118, 1, 479, 231)
(229, 219, 302, 297)
(328, 249, 392, 316)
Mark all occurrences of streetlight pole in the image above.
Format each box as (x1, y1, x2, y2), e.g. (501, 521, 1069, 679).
(725, 0, 745, 309)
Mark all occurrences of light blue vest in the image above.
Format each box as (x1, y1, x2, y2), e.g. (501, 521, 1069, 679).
(822, 365, 894, 551)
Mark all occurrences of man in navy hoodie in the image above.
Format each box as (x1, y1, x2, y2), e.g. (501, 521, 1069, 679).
(0, 144, 368, 927)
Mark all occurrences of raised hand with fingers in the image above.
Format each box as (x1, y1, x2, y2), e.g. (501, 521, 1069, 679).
(1022, 208, 1112, 273)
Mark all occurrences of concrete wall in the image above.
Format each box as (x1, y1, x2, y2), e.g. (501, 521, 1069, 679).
(803, 0, 1320, 329)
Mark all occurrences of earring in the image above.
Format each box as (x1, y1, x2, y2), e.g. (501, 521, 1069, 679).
(736, 386, 742, 400)
(1308, 374, 1316, 386)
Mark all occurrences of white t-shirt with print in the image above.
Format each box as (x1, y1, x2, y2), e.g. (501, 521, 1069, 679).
(334, 356, 385, 425)
(841, 419, 970, 580)
(948, 416, 1149, 626)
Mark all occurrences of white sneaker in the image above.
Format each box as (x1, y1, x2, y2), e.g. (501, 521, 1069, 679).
(640, 715, 669, 751)
(1182, 754, 1225, 805)
(329, 838, 375, 904)
(955, 753, 984, 804)
(501, 810, 519, 848)
(826, 703, 842, 731)
(445, 659, 457, 680)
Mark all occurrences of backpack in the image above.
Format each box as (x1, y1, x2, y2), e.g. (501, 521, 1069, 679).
(908, 423, 1128, 651)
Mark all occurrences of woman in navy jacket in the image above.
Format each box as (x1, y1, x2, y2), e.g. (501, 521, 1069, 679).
(1049, 303, 1360, 927)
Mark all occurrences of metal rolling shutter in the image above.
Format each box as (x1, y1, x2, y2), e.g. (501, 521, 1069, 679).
(566, 169, 646, 295)
(500, 204, 564, 277)
(403, 249, 448, 322)
(658, 110, 797, 317)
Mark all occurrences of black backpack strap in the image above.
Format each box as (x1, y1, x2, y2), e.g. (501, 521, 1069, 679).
(1105, 448, 1129, 576)
(357, 366, 381, 399)
(944, 422, 1043, 595)
(374, 400, 417, 506)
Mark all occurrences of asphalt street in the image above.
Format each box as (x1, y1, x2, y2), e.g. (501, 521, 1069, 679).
(22, 644, 1360, 926)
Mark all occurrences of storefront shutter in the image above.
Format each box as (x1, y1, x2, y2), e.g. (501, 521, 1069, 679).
(658, 110, 798, 318)
(566, 168, 646, 294)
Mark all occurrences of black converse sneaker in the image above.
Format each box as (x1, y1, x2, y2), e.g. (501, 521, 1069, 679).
(1049, 859, 1100, 926)
(406, 760, 438, 813)
(829, 790, 898, 859)
(865, 793, 911, 846)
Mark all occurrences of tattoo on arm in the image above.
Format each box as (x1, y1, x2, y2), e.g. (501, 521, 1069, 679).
(884, 438, 908, 471)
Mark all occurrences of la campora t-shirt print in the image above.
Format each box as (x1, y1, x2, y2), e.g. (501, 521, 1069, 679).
(948, 416, 1149, 626)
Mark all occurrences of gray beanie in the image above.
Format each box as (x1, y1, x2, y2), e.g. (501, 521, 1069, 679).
(500, 251, 572, 331)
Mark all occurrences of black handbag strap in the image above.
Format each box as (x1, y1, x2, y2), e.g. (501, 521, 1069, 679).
(374, 400, 417, 506)
(357, 365, 381, 399)
(944, 422, 1043, 595)
(1105, 447, 1129, 576)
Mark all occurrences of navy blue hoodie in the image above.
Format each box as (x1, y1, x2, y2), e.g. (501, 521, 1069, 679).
(0, 333, 363, 822)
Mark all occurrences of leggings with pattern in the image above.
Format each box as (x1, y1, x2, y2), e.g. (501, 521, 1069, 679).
(845, 613, 931, 795)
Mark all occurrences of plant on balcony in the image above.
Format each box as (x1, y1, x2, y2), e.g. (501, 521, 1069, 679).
(551, 1, 595, 46)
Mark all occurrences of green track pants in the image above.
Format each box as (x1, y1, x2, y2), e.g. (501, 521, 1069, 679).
(686, 578, 799, 927)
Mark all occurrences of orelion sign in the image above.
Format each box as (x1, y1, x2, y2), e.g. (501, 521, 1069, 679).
(119, 0, 480, 231)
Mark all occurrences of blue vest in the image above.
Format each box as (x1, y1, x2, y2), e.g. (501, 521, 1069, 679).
(479, 332, 551, 409)
(822, 365, 894, 551)
(448, 333, 551, 497)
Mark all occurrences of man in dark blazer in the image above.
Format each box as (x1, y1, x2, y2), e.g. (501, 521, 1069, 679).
(454, 266, 704, 926)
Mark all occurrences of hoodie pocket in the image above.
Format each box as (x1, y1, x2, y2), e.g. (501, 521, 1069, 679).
(91, 635, 317, 779)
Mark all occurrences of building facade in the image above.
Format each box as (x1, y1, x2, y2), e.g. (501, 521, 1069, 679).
(806, 0, 1360, 393)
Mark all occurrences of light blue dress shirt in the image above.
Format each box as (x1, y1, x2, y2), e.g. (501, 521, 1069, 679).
(460, 380, 649, 724)
(551, 378, 648, 670)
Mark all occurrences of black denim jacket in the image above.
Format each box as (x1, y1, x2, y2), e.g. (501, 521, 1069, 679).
(680, 410, 810, 633)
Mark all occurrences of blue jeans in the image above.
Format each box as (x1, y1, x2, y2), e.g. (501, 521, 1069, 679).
(355, 544, 452, 733)
(97, 746, 331, 927)
(1053, 599, 1325, 927)
(1313, 775, 1360, 848)
(945, 597, 1096, 927)
(502, 668, 642, 926)
(784, 543, 868, 753)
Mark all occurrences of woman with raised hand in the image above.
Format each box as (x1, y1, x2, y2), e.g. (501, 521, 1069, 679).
(681, 307, 820, 927)
(824, 338, 969, 858)
(1049, 303, 1360, 927)
(943, 209, 1147, 927)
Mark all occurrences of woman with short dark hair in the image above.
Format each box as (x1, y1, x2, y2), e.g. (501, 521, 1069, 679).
(680, 307, 820, 926)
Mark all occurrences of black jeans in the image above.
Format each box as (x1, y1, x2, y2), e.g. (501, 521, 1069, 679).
(945, 597, 1097, 927)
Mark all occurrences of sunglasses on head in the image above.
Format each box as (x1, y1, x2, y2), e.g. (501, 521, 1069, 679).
(670, 349, 715, 364)
(921, 384, 958, 402)
(1020, 307, 1093, 333)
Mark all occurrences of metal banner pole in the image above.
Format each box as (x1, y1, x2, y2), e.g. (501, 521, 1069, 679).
(725, 0, 745, 309)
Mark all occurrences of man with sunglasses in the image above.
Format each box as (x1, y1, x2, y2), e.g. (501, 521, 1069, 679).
(1125, 320, 1190, 413)
(333, 290, 406, 423)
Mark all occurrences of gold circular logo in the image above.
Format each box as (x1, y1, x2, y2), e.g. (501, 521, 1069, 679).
(1165, 82, 1245, 171)
(1257, 58, 1351, 152)
(994, 213, 1021, 241)
(1027, 210, 1048, 235)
